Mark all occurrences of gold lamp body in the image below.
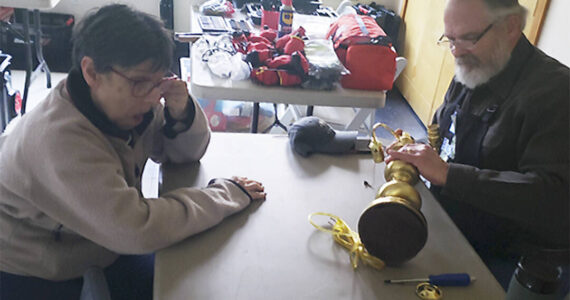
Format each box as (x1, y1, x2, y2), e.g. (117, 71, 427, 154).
(358, 123, 428, 265)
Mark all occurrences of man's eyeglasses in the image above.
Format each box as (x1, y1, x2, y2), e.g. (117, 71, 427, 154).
(110, 68, 175, 97)
(437, 23, 494, 50)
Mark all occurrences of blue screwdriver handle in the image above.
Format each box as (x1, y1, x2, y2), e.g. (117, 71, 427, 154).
(429, 273, 472, 286)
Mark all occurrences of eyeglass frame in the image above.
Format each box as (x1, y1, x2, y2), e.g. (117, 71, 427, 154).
(197, 36, 237, 63)
(437, 22, 494, 50)
(110, 67, 175, 97)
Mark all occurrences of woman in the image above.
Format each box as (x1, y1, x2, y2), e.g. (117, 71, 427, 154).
(0, 4, 265, 299)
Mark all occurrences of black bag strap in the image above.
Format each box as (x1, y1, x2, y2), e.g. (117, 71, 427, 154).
(371, 35, 392, 46)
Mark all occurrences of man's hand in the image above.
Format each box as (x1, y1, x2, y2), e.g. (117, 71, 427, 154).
(231, 176, 267, 201)
(160, 77, 189, 120)
(385, 143, 449, 186)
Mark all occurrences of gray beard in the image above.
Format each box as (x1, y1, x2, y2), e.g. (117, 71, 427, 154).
(454, 40, 512, 89)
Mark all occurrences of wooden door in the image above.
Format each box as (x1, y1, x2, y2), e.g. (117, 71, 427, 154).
(397, 0, 550, 125)
(520, 0, 550, 43)
(396, 0, 449, 124)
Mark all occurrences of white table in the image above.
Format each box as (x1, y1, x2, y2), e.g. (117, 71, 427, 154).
(191, 43, 386, 108)
(0, 0, 60, 9)
(186, 8, 386, 133)
(154, 133, 505, 300)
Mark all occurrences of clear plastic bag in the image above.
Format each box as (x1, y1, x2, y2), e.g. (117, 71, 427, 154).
(302, 39, 350, 90)
(195, 34, 250, 80)
(206, 51, 233, 78)
(229, 53, 251, 80)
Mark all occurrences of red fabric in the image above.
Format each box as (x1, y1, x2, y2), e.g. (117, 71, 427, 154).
(251, 67, 279, 85)
(340, 44, 396, 90)
(335, 47, 347, 64)
(232, 33, 249, 54)
(283, 35, 304, 55)
(247, 35, 272, 45)
(14, 91, 22, 115)
(245, 49, 274, 68)
(266, 55, 292, 69)
(327, 14, 396, 91)
(275, 26, 305, 52)
(326, 14, 388, 48)
(259, 27, 277, 42)
(261, 9, 279, 30)
(224, 1, 235, 17)
(201, 101, 227, 131)
(275, 35, 290, 52)
(255, 49, 273, 62)
(265, 52, 307, 77)
(247, 41, 271, 52)
(277, 70, 302, 86)
(292, 27, 306, 38)
(245, 26, 307, 87)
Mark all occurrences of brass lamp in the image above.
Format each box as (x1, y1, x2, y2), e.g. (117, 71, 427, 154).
(358, 123, 428, 265)
(427, 124, 442, 152)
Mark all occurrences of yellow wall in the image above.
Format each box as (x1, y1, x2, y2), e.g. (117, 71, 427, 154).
(396, 0, 451, 124)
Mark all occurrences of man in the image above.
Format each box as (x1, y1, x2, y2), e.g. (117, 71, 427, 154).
(0, 5, 265, 299)
(386, 0, 569, 290)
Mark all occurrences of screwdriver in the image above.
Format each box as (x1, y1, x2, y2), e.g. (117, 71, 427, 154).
(384, 273, 475, 286)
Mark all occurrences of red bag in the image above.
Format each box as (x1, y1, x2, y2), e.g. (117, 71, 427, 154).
(251, 66, 279, 85)
(326, 14, 396, 91)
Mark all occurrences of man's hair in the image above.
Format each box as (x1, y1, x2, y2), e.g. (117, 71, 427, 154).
(71, 4, 174, 73)
(482, 0, 528, 29)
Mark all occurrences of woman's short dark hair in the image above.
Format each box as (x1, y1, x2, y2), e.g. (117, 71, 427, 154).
(71, 4, 174, 73)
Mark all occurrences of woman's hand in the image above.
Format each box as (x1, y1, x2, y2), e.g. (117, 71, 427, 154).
(160, 76, 189, 120)
(231, 176, 267, 201)
(385, 143, 449, 186)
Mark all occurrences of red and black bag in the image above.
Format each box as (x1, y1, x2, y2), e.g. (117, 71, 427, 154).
(326, 14, 396, 91)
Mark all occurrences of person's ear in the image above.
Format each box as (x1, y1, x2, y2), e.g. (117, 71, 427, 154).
(80, 56, 99, 88)
(505, 14, 523, 43)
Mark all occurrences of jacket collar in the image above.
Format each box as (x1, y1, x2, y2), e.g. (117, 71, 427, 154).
(65, 68, 153, 141)
(484, 34, 535, 101)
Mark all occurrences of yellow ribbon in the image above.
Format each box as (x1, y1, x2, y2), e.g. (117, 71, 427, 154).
(308, 212, 385, 271)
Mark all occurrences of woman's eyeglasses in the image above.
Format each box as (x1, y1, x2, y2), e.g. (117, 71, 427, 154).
(110, 68, 176, 97)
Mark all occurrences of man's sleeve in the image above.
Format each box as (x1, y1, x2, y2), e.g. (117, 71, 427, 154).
(439, 81, 569, 247)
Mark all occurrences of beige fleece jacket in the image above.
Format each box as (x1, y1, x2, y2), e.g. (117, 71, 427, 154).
(0, 79, 251, 280)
